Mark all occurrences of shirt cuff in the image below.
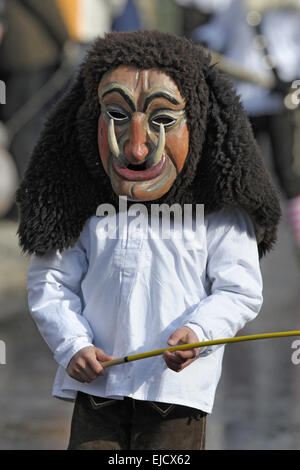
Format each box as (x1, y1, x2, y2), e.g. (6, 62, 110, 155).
(54, 337, 94, 370)
(183, 322, 208, 356)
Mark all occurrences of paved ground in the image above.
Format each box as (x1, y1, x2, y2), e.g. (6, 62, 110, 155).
(0, 220, 73, 450)
(206, 210, 300, 449)
(0, 208, 299, 450)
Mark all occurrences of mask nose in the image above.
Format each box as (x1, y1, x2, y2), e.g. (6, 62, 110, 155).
(124, 113, 149, 163)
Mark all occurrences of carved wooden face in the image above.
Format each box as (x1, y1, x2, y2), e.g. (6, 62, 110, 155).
(98, 65, 189, 201)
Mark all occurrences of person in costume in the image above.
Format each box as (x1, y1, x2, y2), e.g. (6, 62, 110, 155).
(17, 31, 280, 450)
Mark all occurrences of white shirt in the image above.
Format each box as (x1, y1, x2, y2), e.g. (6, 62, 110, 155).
(27, 206, 263, 413)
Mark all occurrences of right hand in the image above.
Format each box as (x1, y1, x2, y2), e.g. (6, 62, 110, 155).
(66, 346, 114, 383)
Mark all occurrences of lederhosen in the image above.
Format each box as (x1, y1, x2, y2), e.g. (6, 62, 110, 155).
(68, 392, 207, 451)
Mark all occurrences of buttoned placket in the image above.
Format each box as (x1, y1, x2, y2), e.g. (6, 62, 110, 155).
(110, 215, 147, 383)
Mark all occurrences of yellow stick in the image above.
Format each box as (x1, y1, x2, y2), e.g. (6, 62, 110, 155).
(101, 330, 300, 368)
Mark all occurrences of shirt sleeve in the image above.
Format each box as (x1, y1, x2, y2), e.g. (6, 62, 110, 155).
(27, 232, 94, 370)
(184, 207, 263, 356)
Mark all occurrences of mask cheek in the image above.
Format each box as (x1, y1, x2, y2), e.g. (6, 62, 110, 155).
(98, 115, 110, 173)
(165, 124, 189, 174)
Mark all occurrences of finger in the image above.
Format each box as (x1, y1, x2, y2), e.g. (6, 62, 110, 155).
(86, 356, 105, 376)
(167, 357, 195, 372)
(164, 351, 185, 365)
(70, 368, 91, 383)
(84, 362, 100, 380)
(164, 349, 196, 365)
(95, 348, 115, 362)
(69, 373, 85, 383)
(163, 354, 182, 371)
(76, 357, 102, 380)
(167, 329, 185, 346)
(164, 356, 185, 372)
(163, 352, 185, 369)
(163, 351, 197, 373)
(88, 361, 106, 377)
(174, 348, 198, 361)
(73, 356, 96, 380)
(167, 362, 182, 372)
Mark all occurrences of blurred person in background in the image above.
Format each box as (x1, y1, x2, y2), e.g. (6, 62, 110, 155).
(0, 0, 142, 220)
(0, 0, 70, 219)
(112, 0, 142, 32)
(174, 0, 231, 36)
(145, 0, 212, 36)
(0, 0, 18, 219)
(192, 0, 300, 259)
(57, 0, 141, 44)
(0, 0, 4, 40)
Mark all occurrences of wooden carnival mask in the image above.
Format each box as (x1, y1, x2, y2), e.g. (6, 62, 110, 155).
(98, 66, 189, 201)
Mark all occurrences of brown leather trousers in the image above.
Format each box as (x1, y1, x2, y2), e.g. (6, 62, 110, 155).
(68, 392, 207, 450)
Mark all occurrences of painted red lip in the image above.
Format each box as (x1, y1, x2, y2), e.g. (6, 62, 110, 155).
(112, 154, 167, 181)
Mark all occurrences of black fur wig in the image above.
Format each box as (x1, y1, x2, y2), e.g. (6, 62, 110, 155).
(16, 30, 281, 257)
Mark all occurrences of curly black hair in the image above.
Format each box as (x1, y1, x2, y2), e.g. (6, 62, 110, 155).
(16, 30, 281, 257)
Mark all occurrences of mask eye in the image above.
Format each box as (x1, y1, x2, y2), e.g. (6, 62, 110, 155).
(107, 110, 129, 122)
(151, 115, 176, 129)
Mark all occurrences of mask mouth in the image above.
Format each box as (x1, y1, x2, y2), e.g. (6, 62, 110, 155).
(112, 153, 167, 181)
(127, 161, 148, 171)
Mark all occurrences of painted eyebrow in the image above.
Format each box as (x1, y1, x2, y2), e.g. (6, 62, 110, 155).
(101, 87, 136, 112)
(143, 92, 180, 113)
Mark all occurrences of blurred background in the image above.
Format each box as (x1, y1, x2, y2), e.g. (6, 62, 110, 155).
(0, 0, 300, 450)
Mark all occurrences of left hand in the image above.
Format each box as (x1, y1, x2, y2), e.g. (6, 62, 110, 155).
(163, 326, 200, 373)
